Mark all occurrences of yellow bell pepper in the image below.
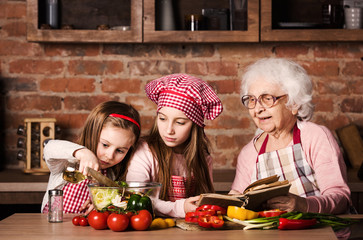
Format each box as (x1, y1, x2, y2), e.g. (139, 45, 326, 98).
(227, 206, 259, 220)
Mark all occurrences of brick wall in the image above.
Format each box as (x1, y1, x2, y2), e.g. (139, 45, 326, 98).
(0, 1, 362, 170)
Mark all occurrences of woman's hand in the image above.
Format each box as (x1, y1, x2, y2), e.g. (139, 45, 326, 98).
(74, 148, 99, 176)
(184, 196, 201, 213)
(265, 193, 308, 212)
(79, 199, 94, 215)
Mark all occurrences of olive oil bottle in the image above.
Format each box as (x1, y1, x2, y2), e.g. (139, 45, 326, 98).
(62, 158, 86, 183)
(62, 169, 86, 183)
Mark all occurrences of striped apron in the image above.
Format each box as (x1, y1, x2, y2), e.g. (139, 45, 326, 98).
(251, 124, 320, 197)
(168, 176, 195, 201)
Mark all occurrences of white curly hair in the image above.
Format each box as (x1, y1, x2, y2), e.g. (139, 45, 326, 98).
(241, 58, 315, 121)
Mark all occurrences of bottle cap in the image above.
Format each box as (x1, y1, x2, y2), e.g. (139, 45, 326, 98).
(49, 189, 63, 196)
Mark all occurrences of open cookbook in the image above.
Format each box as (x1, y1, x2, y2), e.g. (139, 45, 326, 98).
(197, 175, 291, 211)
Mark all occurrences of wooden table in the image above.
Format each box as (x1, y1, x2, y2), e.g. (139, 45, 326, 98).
(0, 213, 341, 240)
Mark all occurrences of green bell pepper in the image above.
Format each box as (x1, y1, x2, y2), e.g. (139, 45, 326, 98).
(126, 194, 141, 211)
(126, 194, 153, 216)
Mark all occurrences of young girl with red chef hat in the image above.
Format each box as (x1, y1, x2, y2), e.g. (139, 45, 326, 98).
(41, 101, 141, 214)
(126, 73, 223, 218)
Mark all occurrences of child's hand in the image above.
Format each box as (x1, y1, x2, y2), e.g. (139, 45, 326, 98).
(79, 199, 94, 215)
(74, 148, 99, 176)
(184, 196, 200, 213)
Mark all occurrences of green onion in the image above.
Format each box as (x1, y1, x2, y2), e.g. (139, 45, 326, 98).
(223, 211, 359, 231)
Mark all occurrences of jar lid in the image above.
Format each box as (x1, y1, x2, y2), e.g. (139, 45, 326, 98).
(49, 189, 63, 195)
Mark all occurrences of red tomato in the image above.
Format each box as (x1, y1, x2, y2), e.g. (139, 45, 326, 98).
(88, 210, 109, 230)
(125, 211, 134, 219)
(130, 209, 152, 231)
(79, 216, 89, 226)
(72, 216, 80, 226)
(107, 213, 130, 232)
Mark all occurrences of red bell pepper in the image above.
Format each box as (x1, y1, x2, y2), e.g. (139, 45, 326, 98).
(196, 204, 213, 211)
(198, 215, 212, 228)
(278, 218, 317, 230)
(210, 216, 224, 228)
(198, 215, 224, 229)
(196, 204, 227, 215)
(259, 209, 287, 218)
(185, 211, 199, 223)
(197, 209, 216, 217)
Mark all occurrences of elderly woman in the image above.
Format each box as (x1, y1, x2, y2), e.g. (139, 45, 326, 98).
(230, 58, 351, 214)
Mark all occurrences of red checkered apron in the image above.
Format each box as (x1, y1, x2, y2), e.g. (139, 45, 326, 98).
(43, 179, 91, 214)
(62, 179, 91, 213)
(251, 124, 320, 197)
(168, 175, 195, 201)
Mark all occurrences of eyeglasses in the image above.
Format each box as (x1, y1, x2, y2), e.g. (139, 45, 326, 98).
(241, 94, 287, 109)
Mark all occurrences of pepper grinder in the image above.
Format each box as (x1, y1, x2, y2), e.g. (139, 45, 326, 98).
(48, 189, 63, 223)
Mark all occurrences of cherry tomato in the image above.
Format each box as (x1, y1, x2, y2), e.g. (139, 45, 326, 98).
(79, 216, 89, 226)
(88, 210, 109, 230)
(107, 213, 130, 232)
(72, 216, 80, 226)
(130, 209, 152, 231)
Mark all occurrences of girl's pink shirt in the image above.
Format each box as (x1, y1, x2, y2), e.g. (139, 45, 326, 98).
(126, 141, 213, 218)
(231, 121, 351, 214)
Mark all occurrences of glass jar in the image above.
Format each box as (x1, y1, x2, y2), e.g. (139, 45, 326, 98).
(48, 189, 63, 223)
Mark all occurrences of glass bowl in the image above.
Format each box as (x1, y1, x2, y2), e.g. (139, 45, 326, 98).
(88, 182, 161, 211)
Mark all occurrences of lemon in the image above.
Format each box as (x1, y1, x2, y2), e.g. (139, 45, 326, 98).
(164, 218, 175, 227)
(150, 218, 168, 230)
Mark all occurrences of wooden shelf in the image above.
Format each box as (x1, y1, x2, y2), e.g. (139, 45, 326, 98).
(260, 0, 363, 42)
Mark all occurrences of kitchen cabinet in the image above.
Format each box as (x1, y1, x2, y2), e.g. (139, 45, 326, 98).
(26, 0, 143, 43)
(143, 0, 259, 43)
(261, 0, 363, 42)
(27, 0, 259, 43)
(25, 0, 363, 43)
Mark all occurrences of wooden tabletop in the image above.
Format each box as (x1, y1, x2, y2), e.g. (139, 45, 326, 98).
(0, 213, 340, 240)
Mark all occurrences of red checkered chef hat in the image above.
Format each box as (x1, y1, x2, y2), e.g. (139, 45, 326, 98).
(145, 74, 223, 127)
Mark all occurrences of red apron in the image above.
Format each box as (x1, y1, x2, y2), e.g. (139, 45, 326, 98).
(168, 176, 195, 201)
(251, 124, 320, 197)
